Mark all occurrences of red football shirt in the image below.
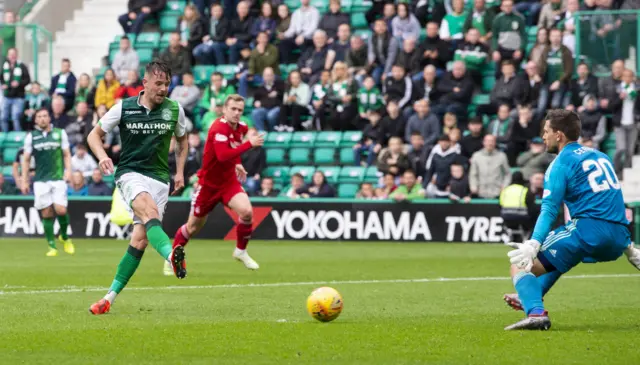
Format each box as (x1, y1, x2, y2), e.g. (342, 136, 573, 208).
(198, 116, 251, 188)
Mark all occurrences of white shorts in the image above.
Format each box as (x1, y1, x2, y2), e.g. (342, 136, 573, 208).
(116, 172, 170, 225)
(33, 181, 68, 210)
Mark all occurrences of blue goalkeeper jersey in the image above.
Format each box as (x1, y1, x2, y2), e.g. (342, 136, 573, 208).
(531, 142, 629, 243)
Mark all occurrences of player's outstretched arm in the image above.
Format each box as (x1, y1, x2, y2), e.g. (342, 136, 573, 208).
(20, 133, 32, 194)
(61, 130, 72, 182)
(213, 132, 264, 162)
(87, 126, 114, 176)
(173, 134, 189, 195)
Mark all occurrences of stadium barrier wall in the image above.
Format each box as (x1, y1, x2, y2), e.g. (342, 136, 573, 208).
(0, 197, 635, 242)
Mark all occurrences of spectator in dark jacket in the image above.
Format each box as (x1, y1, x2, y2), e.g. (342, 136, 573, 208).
(159, 32, 192, 89)
(177, 4, 207, 53)
(477, 60, 519, 117)
(448, 161, 471, 202)
(567, 62, 599, 112)
(417, 22, 451, 74)
(516, 61, 545, 122)
(383, 64, 413, 110)
(578, 94, 606, 149)
(424, 134, 461, 197)
(88, 169, 113, 196)
(241, 31, 280, 97)
(433, 61, 473, 124)
(298, 30, 335, 85)
(254, 177, 280, 197)
(192, 3, 230, 65)
(67, 102, 93, 148)
(50, 96, 72, 130)
(250, 2, 277, 40)
(50, 58, 76, 113)
(319, 0, 350, 42)
(0, 48, 30, 132)
(367, 19, 400, 85)
(118, 0, 167, 35)
(330, 24, 352, 63)
(186, 132, 205, 181)
(598, 60, 624, 113)
(114, 70, 144, 101)
(376, 100, 407, 149)
(377, 136, 410, 177)
(251, 67, 284, 131)
(404, 99, 439, 147)
(395, 38, 422, 79)
(412, 65, 439, 106)
(460, 117, 485, 159)
(345, 35, 368, 84)
(218, 1, 254, 64)
(408, 132, 431, 178)
(296, 171, 336, 198)
(507, 105, 539, 165)
(354, 109, 382, 166)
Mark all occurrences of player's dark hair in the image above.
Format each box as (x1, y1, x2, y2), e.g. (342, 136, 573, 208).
(546, 109, 581, 142)
(145, 60, 172, 80)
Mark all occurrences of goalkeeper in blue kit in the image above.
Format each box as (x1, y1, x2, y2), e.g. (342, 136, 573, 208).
(504, 109, 640, 331)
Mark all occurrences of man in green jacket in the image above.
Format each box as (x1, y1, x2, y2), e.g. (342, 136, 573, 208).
(391, 169, 425, 202)
(240, 31, 281, 97)
(491, 0, 526, 76)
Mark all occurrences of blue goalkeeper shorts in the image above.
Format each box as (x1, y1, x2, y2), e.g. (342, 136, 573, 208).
(537, 218, 631, 273)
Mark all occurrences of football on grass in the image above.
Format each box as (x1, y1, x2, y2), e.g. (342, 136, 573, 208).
(306, 287, 343, 322)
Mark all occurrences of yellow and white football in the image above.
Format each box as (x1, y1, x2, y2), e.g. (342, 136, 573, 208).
(306, 287, 344, 322)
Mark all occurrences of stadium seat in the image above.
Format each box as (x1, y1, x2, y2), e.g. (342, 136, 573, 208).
(265, 132, 292, 148)
(364, 166, 380, 183)
(339, 147, 355, 165)
(136, 48, 155, 64)
(110, 34, 137, 50)
(5, 131, 26, 148)
(1, 165, 12, 176)
(263, 166, 290, 184)
(159, 14, 180, 32)
(108, 48, 119, 64)
(193, 65, 216, 86)
(340, 131, 362, 147)
(0, 132, 6, 148)
(315, 131, 341, 147)
(290, 131, 316, 147)
(314, 148, 336, 165)
(317, 166, 340, 184)
(351, 0, 372, 12)
(472, 94, 490, 106)
(310, 0, 328, 11)
(164, 0, 186, 14)
(338, 183, 359, 198)
(3, 147, 18, 164)
(481, 76, 495, 93)
(289, 147, 311, 164)
(216, 64, 237, 80)
(351, 13, 368, 29)
(339, 166, 365, 183)
(135, 32, 160, 49)
(353, 29, 372, 40)
(266, 148, 286, 165)
(527, 26, 538, 42)
(289, 166, 315, 183)
(160, 32, 172, 49)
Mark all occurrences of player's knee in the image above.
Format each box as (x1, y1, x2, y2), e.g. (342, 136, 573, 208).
(54, 205, 67, 216)
(41, 206, 54, 218)
(130, 236, 148, 250)
(238, 207, 253, 222)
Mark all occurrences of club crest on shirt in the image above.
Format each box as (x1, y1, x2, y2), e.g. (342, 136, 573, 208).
(161, 109, 172, 121)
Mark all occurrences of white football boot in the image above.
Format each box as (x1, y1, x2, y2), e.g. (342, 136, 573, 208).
(233, 248, 260, 270)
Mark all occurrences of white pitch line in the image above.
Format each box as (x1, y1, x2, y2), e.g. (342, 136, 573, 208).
(0, 273, 638, 296)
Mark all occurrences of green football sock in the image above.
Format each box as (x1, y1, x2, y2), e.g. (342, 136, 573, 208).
(109, 246, 144, 294)
(43, 217, 56, 249)
(145, 219, 172, 260)
(57, 214, 70, 240)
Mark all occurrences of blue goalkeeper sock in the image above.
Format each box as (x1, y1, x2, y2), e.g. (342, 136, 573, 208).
(513, 271, 545, 316)
(538, 271, 562, 296)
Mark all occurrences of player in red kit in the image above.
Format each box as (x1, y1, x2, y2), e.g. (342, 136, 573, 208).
(168, 94, 265, 272)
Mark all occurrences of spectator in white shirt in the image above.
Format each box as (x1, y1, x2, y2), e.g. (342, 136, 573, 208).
(111, 36, 140, 84)
(277, 0, 320, 64)
(71, 143, 98, 178)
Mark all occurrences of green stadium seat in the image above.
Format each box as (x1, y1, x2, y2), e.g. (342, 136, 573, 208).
(351, 0, 372, 12)
(5, 131, 26, 148)
(164, 0, 186, 14)
(289, 147, 311, 164)
(338, 183, 359, 198)
(136, 48, 155, 63)
(265, 132, 292, 148)
(263, 166, 290, 184)
(0, 132, 6, 148)
(314, 148, 336, 165)
(340, 131, 362, 147)
(472, 94, 490, 106)
(310, 0, 328, 11)
(339, 166, 365, 183)
(193, 65, 216, 86)
(351, 13, 368, 29)
(108, 48, 119, 64)
(315, 131, 341, 147)
(482, 62, 496, 77)
(290, 166, 315, 183)
(160, 32, 172, 49)
(317, 166, 340, 184)
(159, 14, 180, 32)
(2, 165, 12, 176)
(266, 148, 286, 165)
(216, 64, 237, 79)
(339, 147, 355, 165)
(527, 26, 538, 41)
(135, 32, 160, 49)
(364, 166, 380, 183)
(284, 0, 299, 10)
(3, 147, 18, 164)
(481, 76, 495, 93)
(354, 29, 372, 40)
(290, 131, 316, 147)
(110, 34, 137, 50)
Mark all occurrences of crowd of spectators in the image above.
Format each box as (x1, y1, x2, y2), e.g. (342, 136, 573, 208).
(1, 1, 640, 201)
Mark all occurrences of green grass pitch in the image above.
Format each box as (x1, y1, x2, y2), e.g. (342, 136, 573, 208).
(1, 239, 639, 364)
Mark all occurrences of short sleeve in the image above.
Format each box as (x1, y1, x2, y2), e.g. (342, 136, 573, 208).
(60, 130, 70, 151)
(99, 101, 123, 133)
(23, 134, 33, 154)
(175, 104, 187, 138)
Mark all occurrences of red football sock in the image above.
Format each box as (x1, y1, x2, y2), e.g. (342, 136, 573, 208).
(236, 221, 252, 250)
(173, 224, 190, 248)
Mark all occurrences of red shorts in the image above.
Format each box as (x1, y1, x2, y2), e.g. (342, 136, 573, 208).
(191, 182, 245, 217)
